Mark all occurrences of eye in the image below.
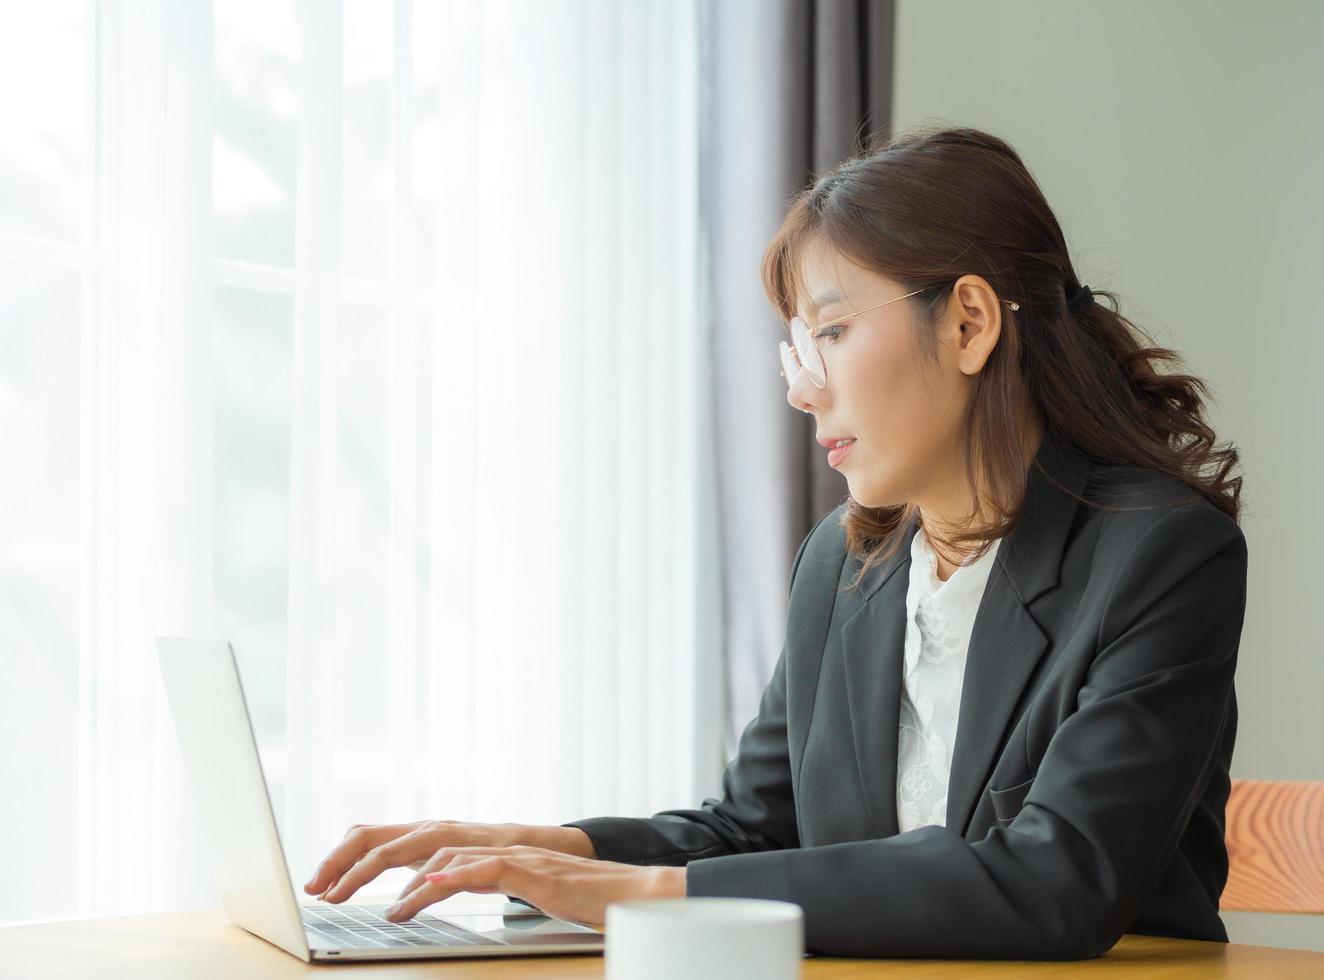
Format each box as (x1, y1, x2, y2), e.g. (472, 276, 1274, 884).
(815, 325, 844, 343)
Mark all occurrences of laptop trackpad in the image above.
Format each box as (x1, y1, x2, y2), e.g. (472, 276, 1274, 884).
(440, 913, 604, 947)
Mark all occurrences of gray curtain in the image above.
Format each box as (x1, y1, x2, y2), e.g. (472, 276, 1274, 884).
(699, 0, 897, 755)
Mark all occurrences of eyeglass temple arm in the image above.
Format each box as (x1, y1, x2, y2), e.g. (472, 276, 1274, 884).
(809, 291, 1020, 336)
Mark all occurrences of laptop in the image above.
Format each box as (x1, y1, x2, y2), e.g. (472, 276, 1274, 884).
(155, 636, 606, 962)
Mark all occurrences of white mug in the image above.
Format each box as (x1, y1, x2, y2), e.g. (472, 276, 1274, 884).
(605, 897, 804, 980)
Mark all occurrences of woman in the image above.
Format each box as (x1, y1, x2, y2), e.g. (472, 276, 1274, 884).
(302, 127, 1247, 960)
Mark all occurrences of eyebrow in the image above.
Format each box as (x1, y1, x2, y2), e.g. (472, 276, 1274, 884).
(808, 291, 845, 316)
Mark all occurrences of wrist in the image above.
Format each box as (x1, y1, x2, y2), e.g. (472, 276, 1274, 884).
(522, 824, 597, 858)
(647, 865, 687, 898)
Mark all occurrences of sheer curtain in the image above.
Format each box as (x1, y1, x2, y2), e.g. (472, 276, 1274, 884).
(0, 0, 719, 924)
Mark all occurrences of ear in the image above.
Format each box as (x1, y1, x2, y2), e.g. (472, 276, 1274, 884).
(949, 275, 1003, 376)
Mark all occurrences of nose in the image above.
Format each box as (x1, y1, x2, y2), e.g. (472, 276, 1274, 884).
(786, 370, 818, 414)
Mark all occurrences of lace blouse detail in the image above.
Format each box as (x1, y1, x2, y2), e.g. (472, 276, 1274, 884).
(896, 526, 1001, 834)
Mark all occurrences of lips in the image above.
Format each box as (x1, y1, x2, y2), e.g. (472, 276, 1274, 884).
(826, 438, 857, 468)
(815, 435, 856, 449)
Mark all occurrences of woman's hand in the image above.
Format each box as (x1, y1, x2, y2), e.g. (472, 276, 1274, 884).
(302, 820, 596, 903)
(386, 845, 686, 928)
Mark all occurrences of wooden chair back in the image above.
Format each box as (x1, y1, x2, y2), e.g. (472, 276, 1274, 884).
(1221, 778, 1324, 914)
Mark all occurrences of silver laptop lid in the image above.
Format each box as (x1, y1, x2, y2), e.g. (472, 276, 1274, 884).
(156, 637, 311, 962)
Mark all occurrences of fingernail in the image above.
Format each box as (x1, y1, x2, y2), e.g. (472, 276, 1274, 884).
(386, 904, 401, 917)
(425, 871, 448, 881)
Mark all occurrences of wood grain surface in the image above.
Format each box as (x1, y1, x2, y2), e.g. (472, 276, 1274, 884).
(1221, 778, 1324, 914)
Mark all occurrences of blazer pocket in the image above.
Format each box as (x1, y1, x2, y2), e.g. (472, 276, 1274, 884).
(988, 774, 1036, 825)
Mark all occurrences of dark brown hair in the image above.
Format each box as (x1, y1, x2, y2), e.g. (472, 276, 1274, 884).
(761, 125, 1243, 590)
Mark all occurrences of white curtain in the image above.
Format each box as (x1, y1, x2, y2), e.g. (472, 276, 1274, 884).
(0, 0, 719, 924)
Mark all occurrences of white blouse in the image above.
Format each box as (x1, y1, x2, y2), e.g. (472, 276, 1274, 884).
(896, 525, 1002, 834)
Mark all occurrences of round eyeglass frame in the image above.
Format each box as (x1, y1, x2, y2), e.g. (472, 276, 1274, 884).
(778, 288, 1022, 390)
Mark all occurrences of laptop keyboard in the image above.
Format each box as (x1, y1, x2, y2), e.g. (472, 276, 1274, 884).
(301, 904, 507, 948)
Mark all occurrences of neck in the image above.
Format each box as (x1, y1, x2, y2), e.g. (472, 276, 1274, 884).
(919, 417, 1045, 576)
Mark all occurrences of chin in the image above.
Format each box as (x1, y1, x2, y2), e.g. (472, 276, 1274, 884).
(844, 483, 893, 510)
(844, 469, 904, 511)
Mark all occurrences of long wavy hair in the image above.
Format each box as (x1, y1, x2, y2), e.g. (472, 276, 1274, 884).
(761, 125, 1243, 590)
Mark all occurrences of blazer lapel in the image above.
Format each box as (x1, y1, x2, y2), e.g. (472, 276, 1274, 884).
(838, 518, 918, 840)
(940, 562, 1049, 837)
(944, 431, 1094, 836)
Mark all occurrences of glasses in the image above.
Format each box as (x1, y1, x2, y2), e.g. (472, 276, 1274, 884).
(778, 288, 1022, 390)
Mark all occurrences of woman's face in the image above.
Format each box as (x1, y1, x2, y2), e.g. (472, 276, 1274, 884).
(786, 237, 1004, 518)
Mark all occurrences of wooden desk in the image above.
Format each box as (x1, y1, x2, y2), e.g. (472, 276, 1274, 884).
(4, 897, 1323, 979)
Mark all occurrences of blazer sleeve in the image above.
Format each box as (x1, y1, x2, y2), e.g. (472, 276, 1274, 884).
(559, 511, 835, 865)
(684, 502, 1247, 960)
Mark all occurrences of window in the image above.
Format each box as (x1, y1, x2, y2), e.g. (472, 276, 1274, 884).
(0, 0, 715, 922)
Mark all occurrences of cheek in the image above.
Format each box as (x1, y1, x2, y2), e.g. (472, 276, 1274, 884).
(842, 335, 933, 439)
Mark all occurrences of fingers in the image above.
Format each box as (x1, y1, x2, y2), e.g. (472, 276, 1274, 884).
(321, 847, 396, 903)
(395, 844, 548, 902)
(303, 823, 371, 894)
(387, 848, 547, 922)
(307, 820, 524, 900)
(395, 851, 444, 902)
(396, 860, 439, 903)
(385, 849, 639, 929)
(437, 855, 542, 906)
(386, 877, 453, 922)
(388, 855, 520, 921)
(304, 824, 418, 901)
(314, 874, 343, 901)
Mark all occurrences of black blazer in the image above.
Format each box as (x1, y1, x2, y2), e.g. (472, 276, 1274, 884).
(567, 429, 1248, 960)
